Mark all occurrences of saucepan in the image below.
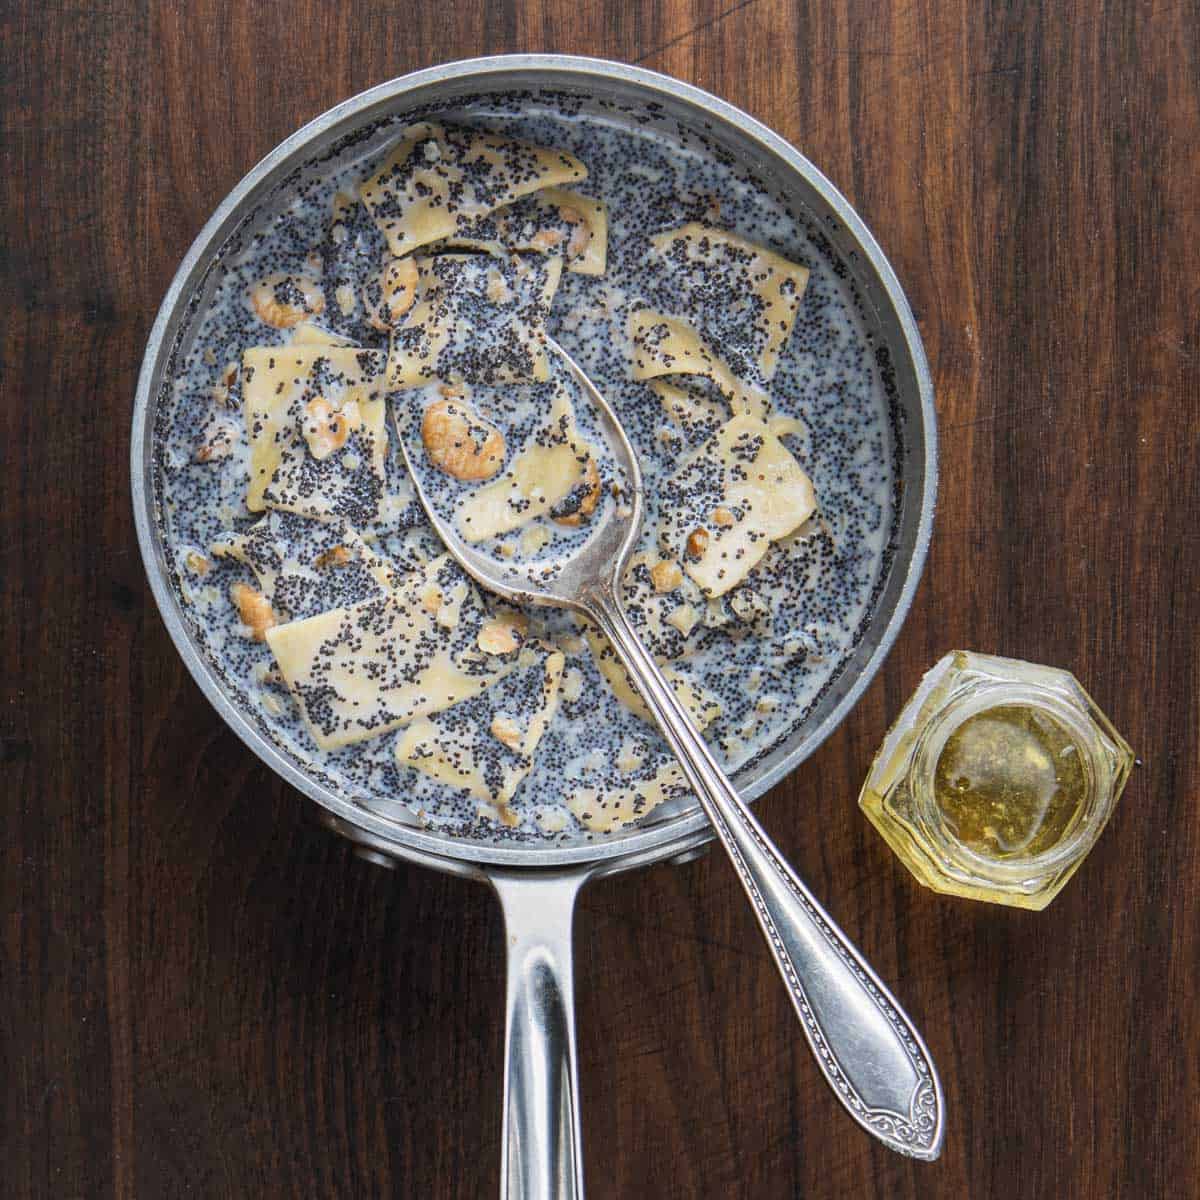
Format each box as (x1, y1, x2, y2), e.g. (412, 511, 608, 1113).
(131, 54, 938, 1198)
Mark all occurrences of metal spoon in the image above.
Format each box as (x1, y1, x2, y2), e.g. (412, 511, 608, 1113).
(394, 338, 945, 1162)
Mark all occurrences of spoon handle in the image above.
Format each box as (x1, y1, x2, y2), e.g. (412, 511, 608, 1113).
(587, 585, 945, 1160)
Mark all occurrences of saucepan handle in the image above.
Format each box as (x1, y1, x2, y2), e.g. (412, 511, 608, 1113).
(488, 869, 588, 1200)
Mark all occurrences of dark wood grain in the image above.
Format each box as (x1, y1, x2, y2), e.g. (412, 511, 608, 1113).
(2, 1, 1197, 1196)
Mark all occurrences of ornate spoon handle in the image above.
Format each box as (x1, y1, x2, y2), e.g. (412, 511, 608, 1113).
(587, 583, 944, 1160)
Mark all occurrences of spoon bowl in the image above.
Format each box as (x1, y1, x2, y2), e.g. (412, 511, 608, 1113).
(393, 338, 646, 614)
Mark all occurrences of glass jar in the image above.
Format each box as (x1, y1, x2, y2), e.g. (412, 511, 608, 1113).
(859, 651, 1134, 910)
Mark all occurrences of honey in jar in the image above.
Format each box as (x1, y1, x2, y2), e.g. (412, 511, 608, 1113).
(859, 652, 1133, 910)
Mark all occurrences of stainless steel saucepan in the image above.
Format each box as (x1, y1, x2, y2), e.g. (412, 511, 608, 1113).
(132, 55, 940, 1198)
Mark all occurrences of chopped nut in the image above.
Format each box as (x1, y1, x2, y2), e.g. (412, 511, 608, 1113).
(721, 734, 746, 761)
(712, 506, 736, 527)
(529, 227, 566, 251)
(420, 585, 443, 615)
(703, 598, 733, 628)
(490, 713, 523, 751)
(478, 612, 527, 656)
(230, 582, 276, 642)
(649, 558, 683, 593)
(496, 804, 520, 828)
(314, 545, 353, 569)
(302, 396, 354, 461)
(184, 549, 210, 576)
(729, 588, 770, 625)
(550, 458, 601, 526)
(685, 527, 710, 559)
(210, 361, 239, 409)
(250, 273, 324, 329)
(666, 603, 700, 637)
(335, 284, 356, 316)
(485, 268, 514, 303)
(195, 419, 237, 463)
(560, 667, 584, 703)
(422, 397, 506, 482)
(363, 257, 419, 330)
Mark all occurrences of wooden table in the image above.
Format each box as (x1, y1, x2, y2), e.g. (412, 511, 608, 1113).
(3, 1, 1197, 1196)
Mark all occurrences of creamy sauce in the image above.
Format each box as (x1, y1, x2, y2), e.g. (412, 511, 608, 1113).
(154, 94, 899, 843)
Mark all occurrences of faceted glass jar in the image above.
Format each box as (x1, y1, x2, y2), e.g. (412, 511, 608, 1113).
(859, 651, 1134, 910)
